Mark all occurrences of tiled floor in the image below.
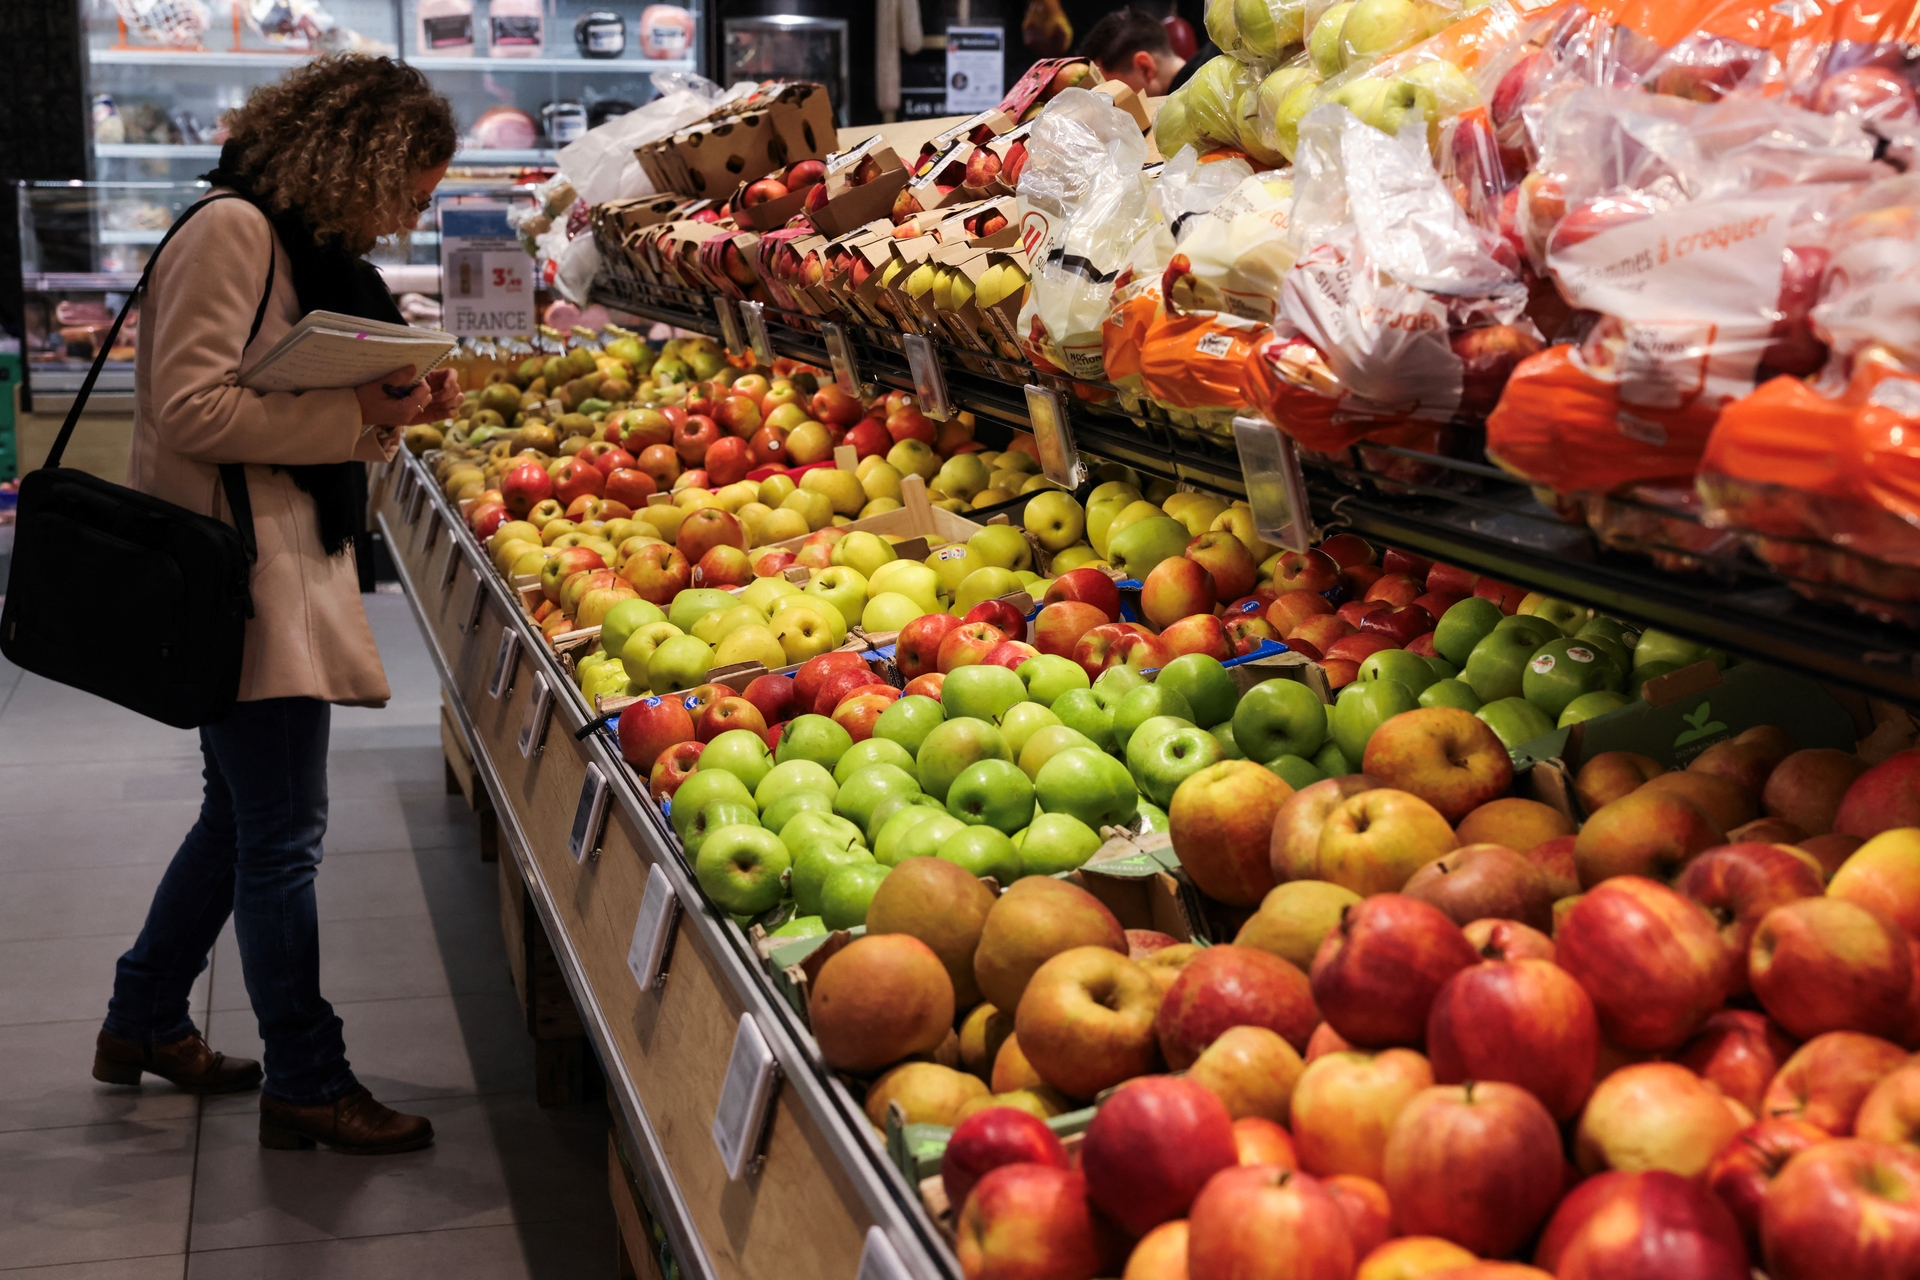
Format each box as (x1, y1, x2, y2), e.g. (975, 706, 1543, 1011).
(0, 590, 616, 1277)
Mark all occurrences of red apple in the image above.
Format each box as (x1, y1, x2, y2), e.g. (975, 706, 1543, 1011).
(618, 543, 692, 605)
(647, 737, 702, 799)
(1044, 568, 1123, 622)
(635, 443, 683, 488)
(1226, 615, 1278, 657)
(703, 435, 751, 486)
(676, 507, 747, 566)
(1750, 897, 1912, 1041)
(1081, 1075, 1238, 1238)
(673, 413, 720, 464)
(1336, 599, 1392, 628)
(692, 545, 753, 589)
(903, 673, 944, 700)
(604, 468, 658, 508)
(1322, 632, 1396, 665)
(752, 548, 794, 577)
(1556, 877, 1734, 1052)
(696, 696, 766, 743)
(1836, 749, 1920, 839)
(1673, 843, 1824, 992)
(1071, 624, 1173, 680)
(1155, 946, 1317, 1066)
(1360, 707, 1513, 824)
(1158, 613, 1234, 661)
(1576, 1062, 1751, 1179)
(1310, 895, 1479, 1049)
(1033, 601, 1110, 659)
(939, 622, 1007, 673)
(1285, 614, 1354, 653)
(982, 641, 1039, 672)
(1364, 574, 1422, 608)
(1463, 918, 1556, 963)
(551, 454, 605, 507)
(747, 425, 791, 469)
(1272, 550, 1341, 594)
(1762, 1030, 1909, 1136)
(1139, 557, 1217, 631)
(1186, 1166, 1355, 1279)
(1540, 1170, 1749, 1279)
(1185, 531, 1258, 604)
(1760, 1139, 1920, 1280)
(1473, 578, 1527, 614)
(1704, 1119, 1829, 1256)
(1316, 534, 1376, 569)
(1382, 1080, 1565, 1258)
(810, 385, 864, 427)
(1426, 959, 1599, 1121)
(741, 673, 800, 726)
(955, 1163, 1106, 1280)
(1357, 604, 1436, 648)
(844, 419, 890, 459)
(501, 459, 555, 517)
(1674, 1010, 1796, 1116)
(896, 613, 965, 680)
(812, 666, 888, 718)
(942, 1107, 1070, 1212)
(792, 651, 870, 710)
(965, 598, 1030, 639)
(1764, 748, 1870, 836)
(1232, 1117, 1298, 1168)
(617, 695, 696, 774)
(1266, 591, 1333, 636)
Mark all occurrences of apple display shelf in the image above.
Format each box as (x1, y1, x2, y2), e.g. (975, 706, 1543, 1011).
(371, 452, 962, 1280)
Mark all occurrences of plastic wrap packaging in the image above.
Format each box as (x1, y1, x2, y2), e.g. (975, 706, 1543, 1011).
(558, 73, 740, 207)
(1485, 88, 1887, 496)
(1185, 55, 1268, 152)
(1232, 0, 1313, 60)
(1013, 88, 1154, 380)
(1253, 58, 1325, 162)
(1245, 104, 1536, 453)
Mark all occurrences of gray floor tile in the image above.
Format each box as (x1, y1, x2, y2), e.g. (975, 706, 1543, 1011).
(324, 744, 453, 800)
(0, 864, 178, 945)
(0, 1254, 186, 1278)
(0, 1119, 195, 1271)
(0, 678, 202, 767)
(311, 847, 496, 926)
(0, 801, 205, 875)
(322, 791, 478, 856)
(201, 990, 533, 1116)
(184, 1221, 610, 1280)
(209, 910, 506, 1013)
(0, 1019, 201, 1135)
(0, 935, 146, 1029)
(0, 758, 207, 814)
(186, 1094, 609, 1253)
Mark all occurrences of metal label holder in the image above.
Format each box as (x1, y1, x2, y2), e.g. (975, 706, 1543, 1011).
(822, 321, 862, 396)
(626, 863, 680, 992)
(517, 671, 553, 758)
(738, 300, 775, 366)
(404, 477, 427, 525)
(1232, 415, 1317, 553)
(440, 538, 464, 589)
(714, 296, 747, 357)
(488, 629, 521, 698)
(855, 1228, 915, 1280)
(1024, 383, 1084, 488)
(711, 1012, 780, 1181)
(902, 334, 950, 421)
(568, 761, 611, 864)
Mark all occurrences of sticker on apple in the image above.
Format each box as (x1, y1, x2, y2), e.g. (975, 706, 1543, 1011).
(1530, 654, 1556, 674)
(1565, 646, 1596, 664)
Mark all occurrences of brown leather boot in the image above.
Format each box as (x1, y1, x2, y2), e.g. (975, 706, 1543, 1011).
(259, 1087, 434, 1154)
(93, 1030, 263, 1094)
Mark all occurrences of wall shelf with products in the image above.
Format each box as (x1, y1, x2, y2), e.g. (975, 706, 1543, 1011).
(89, 46, 697, 73)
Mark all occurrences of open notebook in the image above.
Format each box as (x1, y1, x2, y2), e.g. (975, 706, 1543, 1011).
(239, 310, 457, 394)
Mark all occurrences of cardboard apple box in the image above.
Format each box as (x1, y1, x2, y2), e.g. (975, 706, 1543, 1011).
(1089, 79, 1153, 134)
(881, 237, 945, 336)
(637, 82, 837, 199)
(924, 242, 998, 355)
(760, 471, 985, 554)
(997, 57, 1099, 121)
(973, 247, 1033, 353)
(810, 140, 911, 240)
(733, 175, 815, 234)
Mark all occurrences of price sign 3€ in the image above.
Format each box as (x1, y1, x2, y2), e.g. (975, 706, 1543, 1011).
(440, 203, 535, 338)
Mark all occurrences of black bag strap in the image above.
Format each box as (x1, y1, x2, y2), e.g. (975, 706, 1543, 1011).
(45, 191, 278, 563)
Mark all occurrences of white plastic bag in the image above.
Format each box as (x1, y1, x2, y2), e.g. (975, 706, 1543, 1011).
(557, 73, 744, 206)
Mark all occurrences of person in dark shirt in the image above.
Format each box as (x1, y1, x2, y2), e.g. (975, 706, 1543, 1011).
(1081, 8, 1190, 95)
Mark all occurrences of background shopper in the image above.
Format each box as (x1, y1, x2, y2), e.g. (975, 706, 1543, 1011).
(93, 54, 462, 1155)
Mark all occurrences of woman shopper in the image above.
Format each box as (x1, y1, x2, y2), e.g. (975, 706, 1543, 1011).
(91, 55, 462, 1155)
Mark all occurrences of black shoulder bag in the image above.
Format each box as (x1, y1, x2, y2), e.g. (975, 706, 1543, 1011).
(0, 193, 278, 729)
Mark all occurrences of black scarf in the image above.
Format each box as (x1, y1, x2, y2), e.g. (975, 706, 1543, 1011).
(204, 146, 395, 556)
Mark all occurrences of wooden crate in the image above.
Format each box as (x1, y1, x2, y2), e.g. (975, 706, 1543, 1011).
(611, 1131, 670, 1280)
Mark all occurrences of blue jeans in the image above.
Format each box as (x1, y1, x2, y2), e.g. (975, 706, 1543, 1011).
(105, 697, 357, 1106)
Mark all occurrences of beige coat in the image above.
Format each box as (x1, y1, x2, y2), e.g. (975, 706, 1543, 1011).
(127, 194, 399, 708)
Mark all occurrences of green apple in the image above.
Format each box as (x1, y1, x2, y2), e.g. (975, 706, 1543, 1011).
(1023, 492, 1087, 553)
(1522, 636, 1625, 720)
(874, 695, 946, 757)
(618, 621, 684, 691)
(1418, 678, 1482, 712)
(833, 737, 919, 785)
(868, 560, 945, 613)
(1017, 812, 1103, 875)
(776, 714, 854, 769)
(691, 602, 769, 646)
(873, 804, 945, 865)
(1338, 0, 1427, 65)
(936, 454, 993, 501)
(946, 758, 1037, 834)
(1578, 615, 1640, 650)
(865, 792, 945, 847)
(1423, 655, 1460, 680)
(787, 840, 871, 921)
(943, 664, 1029, 723)
(1135, 800, 1170, 834)
(915, 717, 1014, 803)
(1154, 654, 1239, 728)
(699, 728, 774, 793)
(1493, 613, 1562, 647)
(1462, 627, 1543, 703)
(1018, 725, 1099, 779)
(1048, 544, 1100, 572)
(926, 543, 979, 596)
(647, 634, 715, 694)
(683, 800, 759, 858)
(1016, 655, 1090, 707)
(1312, 741, 1352, 777)
(1433, 597, 1504, 667)
(835, 763, 921, 833)
(968, 525, 1035, 573)
(779, 810, 865, 856)
(669, 768, 754, 839)
(939, 825, 1024, 884)
(738, 576, 800, 614)
(1210, 721, 1244, 760)
(1329, 76, 1406, 134)
(771, 914, 826, 940)
(1271, 69, 1326, 160)
(580, 659, 636, 702)
(1036, 747, 1140, 829)
(819, 862, 890, 930)
(1574, 632, 1633, 676)
(805, 566, 869, 629)
(667, 587, 737, 635)
(1265, 754, 1325, 790)
(694, 825, 790, 916)
(600, 598, 668, 662)
(771, 593, 849, 645)
(761, 790, 833, 834)
(756, 759, 838, 811)
(1328, 679, 1419, 766)
(1112, 685, 1195, 753)
(897, 812, 970, 862)
(1357, 649, 1440, 695)
(1051, 687, 1119, 753)
(1126, 721, 1226, 808)
(1231, 677, 1327, 763)
(999, 702, 1062, 757)
(1632, 628, 1726, 676)
(862, 592, 927, 632)
(1309, 0, 1355, 75)
(1093, 665, 1149, 698)
(1476, 696, 1555, 752)
(1105, 516, 1192, 581)
(832, 530, 897, 580)
(1518, 594, 1591, 637)
(1384, 59, 1480, 145)
(953, 567, 1024, 617)
(1559, 690, 1630, 728)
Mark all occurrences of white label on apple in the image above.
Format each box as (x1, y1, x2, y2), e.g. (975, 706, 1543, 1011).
(1565, 646, 1596, 664)
(1531, 654, 1556, 674)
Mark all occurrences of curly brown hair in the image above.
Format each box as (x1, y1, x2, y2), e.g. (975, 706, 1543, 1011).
(218, 55, 457, 253)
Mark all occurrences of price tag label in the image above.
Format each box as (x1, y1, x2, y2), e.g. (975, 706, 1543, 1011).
(626, 863, 679, 992)
(856, 1228, 915, 1280)
(714, 296, 747, 357)
(460, 554, 488, 633)
(822, 322, 860, 395)
(440, 538, 464, 589)
(1232, 416, 1316, 553)
(404, 476, 427, 525)
(712, 1012, 780, 1181)
(902, 333, 950, 421)
(1024, 383, 1084, 489)
(568, 762, 611, 864)
(422, 508, 444, 556)
(488, 629, 521, 699)
(517, 671, 553, 759)
(738, 300, 776, 366)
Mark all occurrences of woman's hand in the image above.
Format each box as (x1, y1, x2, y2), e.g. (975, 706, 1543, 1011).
(355, 365, 431, 428)
(410, 368, 462, 425)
